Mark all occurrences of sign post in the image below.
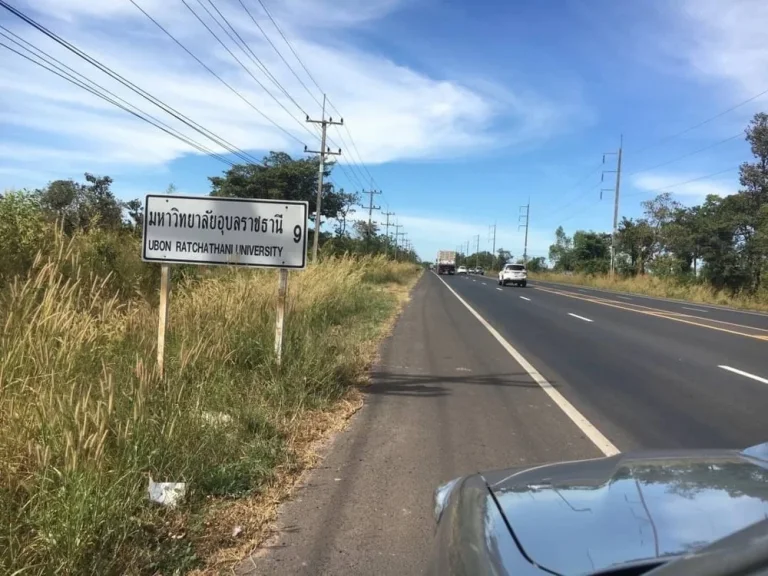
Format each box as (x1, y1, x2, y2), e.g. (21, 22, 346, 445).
(142, 196, 309, 371)
(157, 264, 170, 377)
(274, 268, 289, 365)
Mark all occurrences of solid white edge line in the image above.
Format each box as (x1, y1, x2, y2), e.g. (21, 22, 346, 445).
(520, 296, 531, 301)
(568, 313, 594, 323)
(496, 287, 503, 291)
(617, 296, 633, 301)
(433, 273, 619, 456)
(718, 365, 768, 385)
(682, 307, 708, 313)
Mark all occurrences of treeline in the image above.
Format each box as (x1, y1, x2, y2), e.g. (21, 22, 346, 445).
(549, 112, 768, 296)
(210, 151, 419, 263)
(455, 249, 547, 271)
(0, 152, 417, 291)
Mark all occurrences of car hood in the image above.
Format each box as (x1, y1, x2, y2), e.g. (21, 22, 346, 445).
(484, 444, 768, 576)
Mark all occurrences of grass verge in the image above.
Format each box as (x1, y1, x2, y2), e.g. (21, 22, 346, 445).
(531, 272, 768, 312)
(0, 238, 421, 575)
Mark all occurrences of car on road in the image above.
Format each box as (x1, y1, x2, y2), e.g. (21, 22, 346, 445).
(498, 263, 527, 287)
(457, 266, 468, 274)
(428, 441, 768, 576)
(475, 267, 484, 276)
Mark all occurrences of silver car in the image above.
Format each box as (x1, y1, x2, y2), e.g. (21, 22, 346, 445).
(428, 441, 768, 576)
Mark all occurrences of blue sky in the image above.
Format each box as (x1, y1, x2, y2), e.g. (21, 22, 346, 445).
(1, 0, 766, 260)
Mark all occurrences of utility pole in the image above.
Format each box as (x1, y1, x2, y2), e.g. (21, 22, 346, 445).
(474, 234, 480, 269)
(602, 135, 623, 277)
(382, 210, 395, 255)
(519, 201, 530, 264)
(305, 94, 343, 263)
(392, 224, 404, 260)
(361, 189, 382, 228)
(489, 223, 497, 268)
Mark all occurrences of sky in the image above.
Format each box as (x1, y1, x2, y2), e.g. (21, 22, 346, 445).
(1, 0, 767, 261)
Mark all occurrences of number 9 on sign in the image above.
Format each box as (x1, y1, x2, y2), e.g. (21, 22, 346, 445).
(293, 225, 302, 243)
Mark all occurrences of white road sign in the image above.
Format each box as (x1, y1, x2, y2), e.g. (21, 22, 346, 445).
(142, 195, 309, 269)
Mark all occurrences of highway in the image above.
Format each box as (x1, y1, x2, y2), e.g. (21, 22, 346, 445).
(240, 271, 768, 575)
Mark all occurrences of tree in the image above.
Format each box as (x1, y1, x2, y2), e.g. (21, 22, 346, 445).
(572, 230, 611, 274)
(209, 152, 344, 222)
(548, 226, 574, 271)
(335, 190, 360, 237)
(526, 256, 547, 272)
(496, 248, 513, 268)
(125, 198, 144, 231)
(36, 173, 123, 233)
(616, 217, 654, 275)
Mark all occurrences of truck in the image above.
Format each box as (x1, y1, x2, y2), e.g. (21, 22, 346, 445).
(436, 250, 456, 275)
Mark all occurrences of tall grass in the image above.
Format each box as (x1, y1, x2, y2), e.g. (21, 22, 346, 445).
(0, 234, 420, 575)
(532, 271, 768, 311)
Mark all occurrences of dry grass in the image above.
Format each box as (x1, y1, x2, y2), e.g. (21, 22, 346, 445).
(189, 268, 421, 574)
(532, 272, 768, 311)
(0, 234, 421, 575)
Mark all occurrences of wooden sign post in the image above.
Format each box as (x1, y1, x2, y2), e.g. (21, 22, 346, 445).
(157, 263, 170, 377)
(274, 268, 288, 365)
(141, 196, 309, 374)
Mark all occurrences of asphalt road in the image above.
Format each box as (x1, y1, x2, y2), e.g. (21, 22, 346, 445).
(240, 271, 768, 575)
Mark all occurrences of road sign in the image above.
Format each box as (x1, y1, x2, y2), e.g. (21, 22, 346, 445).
(142, 195, 309, 269)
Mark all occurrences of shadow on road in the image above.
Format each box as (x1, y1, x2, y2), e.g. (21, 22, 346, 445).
(363, 371, 555, 397)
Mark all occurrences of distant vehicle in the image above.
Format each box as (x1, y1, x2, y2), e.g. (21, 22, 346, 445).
(436, 250, 456, 275)
(468, 267, 476, 274)
(428, 441, 768, 576)
(457, 266, 468, 275)
(498, 263, 526, 287)
(476, 267, 484, 276)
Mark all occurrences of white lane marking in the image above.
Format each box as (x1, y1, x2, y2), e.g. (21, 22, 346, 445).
(472, 279, 476, 282)
(434, 274, 619, 456)
(577, 289, 589, 293)
(683, 307, 708, 313)
(568, 313, 594, 323)
(718, 365, 768, 385)
(520, 296, 531, 301)
(482, 282, 487, 285)
(617, 296, 633, 301)
(496, 287, 503, 291)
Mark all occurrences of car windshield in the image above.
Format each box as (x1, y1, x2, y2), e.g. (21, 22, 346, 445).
(506, 265, 525, 271)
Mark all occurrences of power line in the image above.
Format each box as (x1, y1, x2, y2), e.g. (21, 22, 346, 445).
(623, 167, 737, 199)
(235, 0, 323, 111)
(179, 0, 317, 144)
(626, 133, 743, 177)
(128, 0, 305, 148)
(539, 182, 601, 222)
(632, 87, 768, 156)
(327, 105, 381, 189)
(1, 0, 261, 165)
(254, 0, 382, 191)
(256, 0, 323, 95)
(539, 162, 603, 220)
(202, 0, 309, 118)
(0, 34, 237, 167)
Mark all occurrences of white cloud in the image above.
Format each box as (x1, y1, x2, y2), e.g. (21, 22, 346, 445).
(631, 172, 737, 199)
(678, 0, 768, 99)
(0, 0, 577, 180)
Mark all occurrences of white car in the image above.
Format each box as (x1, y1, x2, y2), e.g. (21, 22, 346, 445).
(457, 266, 468, 275)
(498, 264, 527, 287)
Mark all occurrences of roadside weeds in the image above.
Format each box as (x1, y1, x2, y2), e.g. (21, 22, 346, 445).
(0, 235, 422, 575)
(531, 272, 768, 312)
